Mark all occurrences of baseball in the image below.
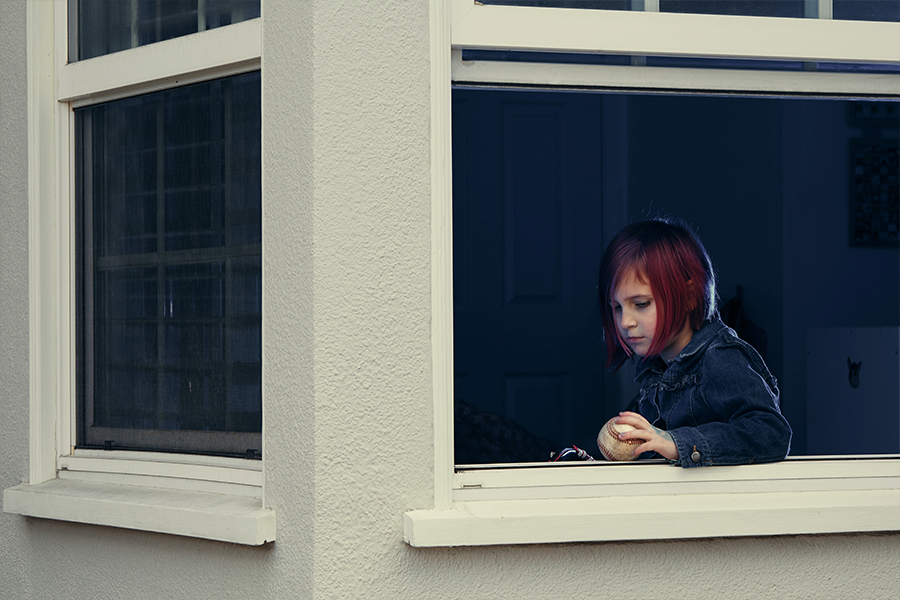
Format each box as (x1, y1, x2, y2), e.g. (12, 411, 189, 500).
(597, 417, 642, 461)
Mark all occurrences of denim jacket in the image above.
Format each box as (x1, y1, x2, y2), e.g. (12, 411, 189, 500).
(634, 318, 792, 468)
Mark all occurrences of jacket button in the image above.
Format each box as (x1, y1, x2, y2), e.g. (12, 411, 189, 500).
(691, 450, 701, 463)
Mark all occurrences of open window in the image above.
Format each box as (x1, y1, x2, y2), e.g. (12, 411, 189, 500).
(405, 0, 899, 547)
(452, 88, 898, 464)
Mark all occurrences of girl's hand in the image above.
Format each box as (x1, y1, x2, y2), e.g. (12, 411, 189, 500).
(615, 411, 679, 461)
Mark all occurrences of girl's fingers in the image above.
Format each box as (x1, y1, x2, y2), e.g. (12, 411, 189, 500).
(631, 441, 656, 458)
(616, 412, 651, 430)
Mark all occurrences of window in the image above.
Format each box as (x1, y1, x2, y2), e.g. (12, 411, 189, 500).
(3, 0, 271, 545)
(478, 0, 900, 22)
(70, 0, 262, 459)
(452, 89, 898, 465)
(404, 0, 900, 547)
(75, 72, 262, 458)
(75, 0, 260, 59)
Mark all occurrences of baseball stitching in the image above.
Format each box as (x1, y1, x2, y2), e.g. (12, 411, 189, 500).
(598, 419, 641, 461)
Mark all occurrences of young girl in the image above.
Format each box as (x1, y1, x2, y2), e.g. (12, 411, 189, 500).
(598, 218, 792, 467)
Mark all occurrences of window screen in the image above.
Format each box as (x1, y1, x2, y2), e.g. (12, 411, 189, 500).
(75, 71, 262, 458)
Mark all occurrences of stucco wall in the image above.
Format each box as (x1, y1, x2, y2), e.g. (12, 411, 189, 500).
(1, 0, 32, 596)
(1, 1, 899, 599)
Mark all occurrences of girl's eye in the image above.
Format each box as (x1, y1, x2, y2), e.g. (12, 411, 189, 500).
(635, 301, 650, 309)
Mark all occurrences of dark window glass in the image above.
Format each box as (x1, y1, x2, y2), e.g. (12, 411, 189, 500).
(76, 72, 261, 457)
(478, 0, 806, 16)
(834, 0, 900, 22)
(452, 87, 899, 465)
(458, 49, 900, 75)
(75, 0, 261, 61)
(478, 1, 632, 9)
(660, 0, 804, 18)
(475, 0, 900, 22)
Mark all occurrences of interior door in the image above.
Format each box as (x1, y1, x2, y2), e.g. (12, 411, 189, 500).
(453, 88, 606, 463)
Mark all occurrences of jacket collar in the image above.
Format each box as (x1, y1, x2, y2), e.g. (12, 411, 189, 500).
(634, 317, 726, 380)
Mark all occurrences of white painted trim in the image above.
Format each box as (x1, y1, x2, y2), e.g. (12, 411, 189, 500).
(451, 457, 900, 502)
(56, 0, 75, 461)
(258, 0, 268, 511)
(451, 51, 900, 97)
(60, 455, 262, 486)
(450, 1, 900, 64)
(59, 453, 262, 498)
(5, 3, 274, 544)
(4, 479, 275, 545)
(69, 449, 264, 469)
(58, 17, 261, 106)
(431, 0, 455, 512)
(57, 471, 262, 498)
(404, 488, 900, 547)
(27, 0, 60, 486)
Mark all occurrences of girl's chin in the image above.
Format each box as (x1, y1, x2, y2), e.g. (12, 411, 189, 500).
(626, 339, 648, 354)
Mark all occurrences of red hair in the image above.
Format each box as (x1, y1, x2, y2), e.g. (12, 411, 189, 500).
(598, 218, 717, 370)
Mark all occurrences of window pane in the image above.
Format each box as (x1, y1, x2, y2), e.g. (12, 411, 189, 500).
(76, 72, 261, 457)
(478, 1, 632, 9)
(477, 0, 806, 17)
(452, 88, 899, 464)
(660, 0, 804, 18)
(834, 0, 900, 22)
(474, 0, 900, 22)
(75, 0, 261, 61)
(459, 49, 900, 75)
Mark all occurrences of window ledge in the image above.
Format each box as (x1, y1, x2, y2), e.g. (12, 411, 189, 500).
(3, 479, 275, 545)
(404, 488, 900, 547)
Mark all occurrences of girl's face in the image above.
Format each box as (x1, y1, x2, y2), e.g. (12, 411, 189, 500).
(611, 269, 693, 363)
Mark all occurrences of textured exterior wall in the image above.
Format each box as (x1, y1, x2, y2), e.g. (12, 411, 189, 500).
(1, 0, 32, 596)
(1, 1, 899, 599)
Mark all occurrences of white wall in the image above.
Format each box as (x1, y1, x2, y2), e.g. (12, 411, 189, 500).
(1, 2, 899, 599)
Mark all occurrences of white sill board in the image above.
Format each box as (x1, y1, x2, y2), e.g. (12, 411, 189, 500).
(404, 488, 900, 547)
(3, 479, 275, 546)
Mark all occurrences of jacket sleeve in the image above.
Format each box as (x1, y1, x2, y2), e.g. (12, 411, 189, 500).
(667, 344, 792, 468)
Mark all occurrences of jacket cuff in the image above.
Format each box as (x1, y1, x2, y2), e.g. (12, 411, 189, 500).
(669, 430, 711, 468)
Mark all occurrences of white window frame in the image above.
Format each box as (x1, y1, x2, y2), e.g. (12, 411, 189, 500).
(406, 0, 900, 547)
(2, 0, 273, 546)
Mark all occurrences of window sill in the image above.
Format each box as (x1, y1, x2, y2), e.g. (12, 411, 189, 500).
(404, 487, 899, 547)
(406, 457, 900, 547)
(3, 479, 275, 546)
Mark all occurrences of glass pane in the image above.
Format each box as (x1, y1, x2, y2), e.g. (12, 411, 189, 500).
(479, 0, 809, 16)
(76, 72, 261, 457)
(834, 0, 900, 22)
(660, 0, 804, 18)
(75, 0, 261, 61)
(460, 49, 900, 75)
(478, 1, 632, 9)
(452, 88, 899, 464)
(477, 0, 900, 21)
